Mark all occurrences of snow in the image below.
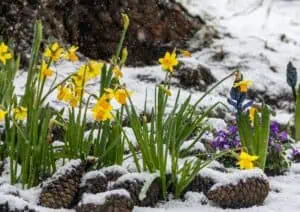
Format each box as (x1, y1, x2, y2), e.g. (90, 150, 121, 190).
(100, 165, 129, 177)
(80, 170, 106, 187)
(180, 140, 206, 153)
(42, 159, 82, 186)
(79, 189, 131, 205)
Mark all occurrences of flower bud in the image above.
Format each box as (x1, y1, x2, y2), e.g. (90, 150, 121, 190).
(121, 13, 130, 30)
(287, 61, 297, 88)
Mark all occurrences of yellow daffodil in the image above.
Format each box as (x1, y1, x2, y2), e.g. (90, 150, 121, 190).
(114, 89, 132, 105)
(159, 51, 179, 73)
(57, 85, 72, 102)
(0, 109, 7, 121)
(233, 80, 252, 93)
(13, 107, 27, 121)
(92, 108, 114, 122)
(112, 66, 123, 80)
(40, 60, 54, 79)
(44, 42, 64, 62)
(69, 94, 80, 108)
(87, 61, 102, 79)
(103, 88, 115, 100)
(92, 98, 114, 122)
(72, 72, 86, 88)
(65, 46, 79, 62)
(0, 42, 12, 65)
(249, 107, 257, 124)
(237, 151, 258, 170)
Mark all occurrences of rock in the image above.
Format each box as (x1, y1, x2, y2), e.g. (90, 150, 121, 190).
(173, 64, 217, 91)
(0, 0, 214, 66)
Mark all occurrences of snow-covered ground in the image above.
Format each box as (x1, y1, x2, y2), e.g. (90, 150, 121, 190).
(5, 0, 300, 211)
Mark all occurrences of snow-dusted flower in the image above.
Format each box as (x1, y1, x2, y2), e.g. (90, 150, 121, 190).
(237, 151, 258, 170)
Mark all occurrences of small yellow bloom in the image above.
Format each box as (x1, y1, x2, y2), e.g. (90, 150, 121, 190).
(87, 61, 102, 79)
(0, 42, 12, 65)
(114, 89, 132, 105)
(237, 151, 258, 170)
(92, 98, 114, 122)
(249, 107, 257, 123)
(13, 107, 27, 121)
(233, 80, 252, 93)
(40, 60, 54, 79)
(44, 42, 64, 62)
(92, 108, 114, 122)
(182, 50, 192, 57)
(159, 51, 179, 73)
(103, 88, 115, 100)
(112, 66, 123, 80)
(72, 72, 86, 88)
(68, 94, 80, 108)
(0, 109, 7, 121)
(57, 85, 72, 102)
(65, 46, 79, 62)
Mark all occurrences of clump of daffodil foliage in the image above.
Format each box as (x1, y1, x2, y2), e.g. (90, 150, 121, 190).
(207, 71, 291, 175)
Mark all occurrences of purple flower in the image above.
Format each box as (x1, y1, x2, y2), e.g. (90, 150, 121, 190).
(227, 125, 238, 135)
(292, 148, 300, 157)
(270, 121, 280, 134)
(278, 131, 288, 142)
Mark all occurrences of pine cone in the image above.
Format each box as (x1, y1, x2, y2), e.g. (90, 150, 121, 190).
(185, 166, 227, 195)
(100, 165, 128, 182)
(39, 159, 86, 209)
(76, 189, 134, 212)
(206, 169, 270, 209)
(80, 170, 108, 194)
(111, 173, 162, 207)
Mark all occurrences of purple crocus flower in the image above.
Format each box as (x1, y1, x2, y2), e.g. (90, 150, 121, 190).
(270, 121, 280, 134)
(278, 131, 288, 142)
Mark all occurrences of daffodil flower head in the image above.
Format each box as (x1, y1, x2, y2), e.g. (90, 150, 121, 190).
(92, 98, 114, 122)
(159, 50, 179, 73)
(103, 88, 115, 101)
(0, 42, 12, 65)
(0, 109, 7, 121)
(112, 65, 123, 80)
(65, 46, 79, 62)
(40, 60, 54, 79)
(233, 80, 252, 93)
(237, 151, 258, 170)
(57, 85, 72, 102)
(86, 61, 103, 80)
(114, 88, 133, 105)
(13, 107, 28, 121)
(44, 42, 64, 62)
